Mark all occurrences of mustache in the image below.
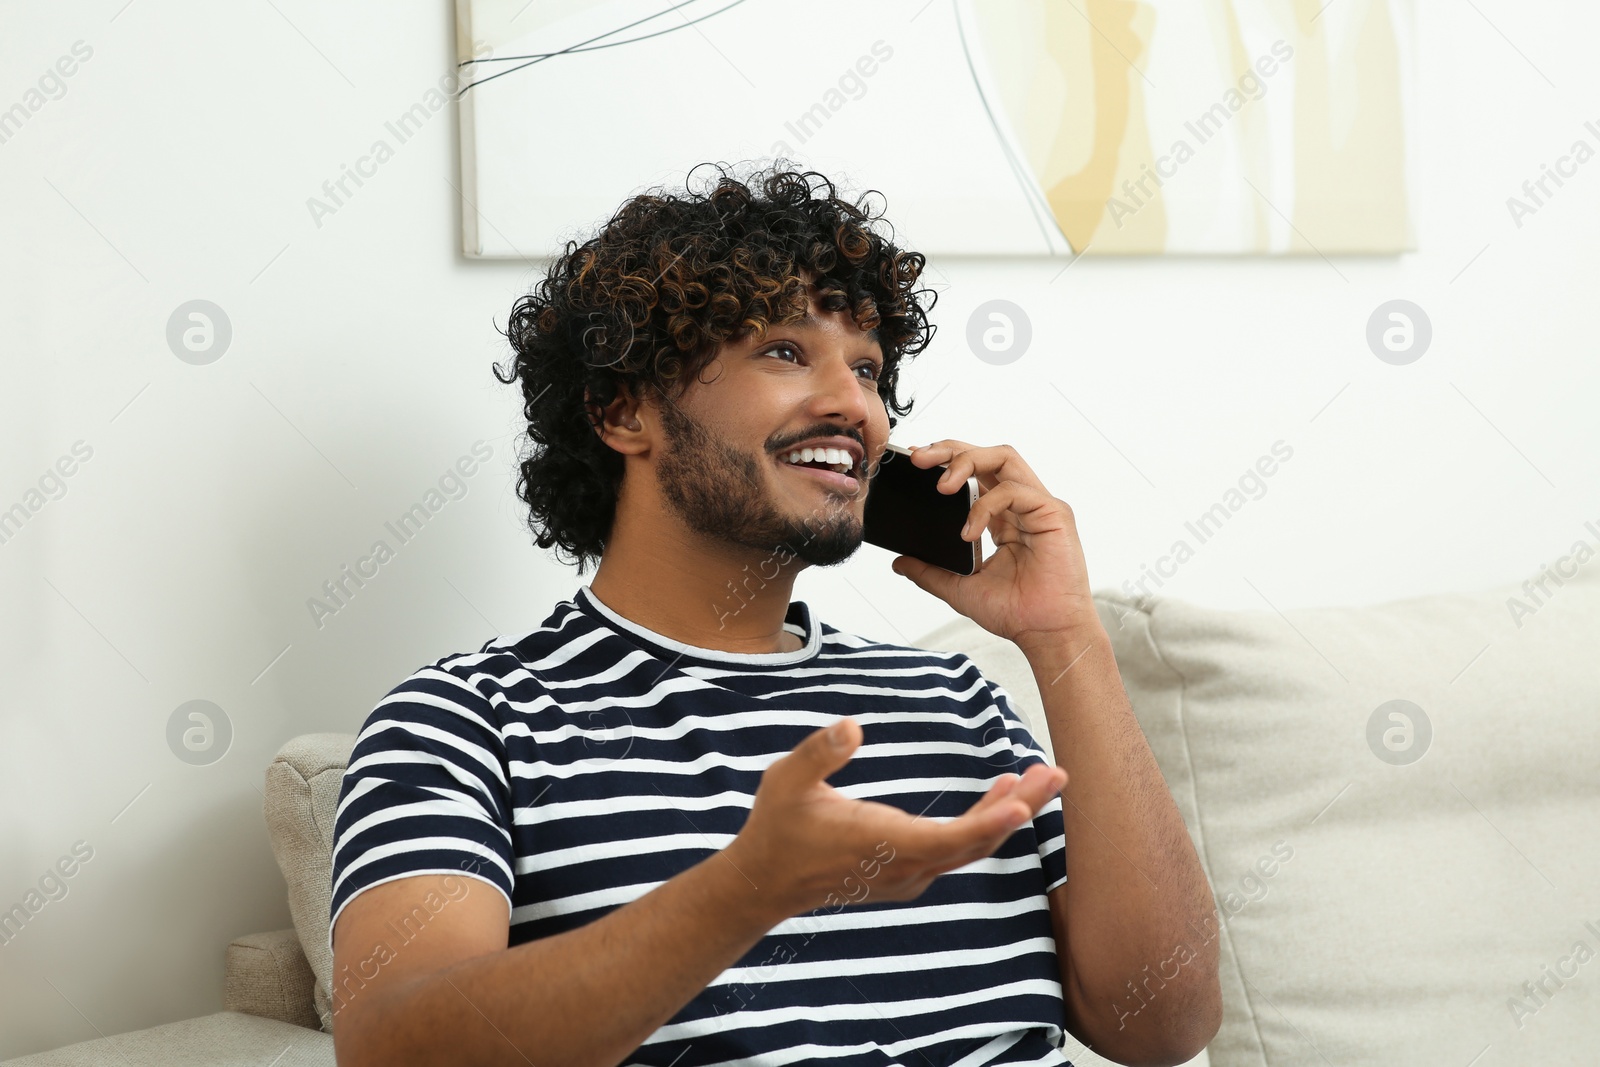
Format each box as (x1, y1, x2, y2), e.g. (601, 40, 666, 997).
(774, 427, 865, 453)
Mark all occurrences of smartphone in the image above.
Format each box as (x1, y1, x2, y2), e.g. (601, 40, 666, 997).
(862, 443, 981, 576)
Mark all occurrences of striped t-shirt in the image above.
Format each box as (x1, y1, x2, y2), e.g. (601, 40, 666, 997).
(330, 583, 1074, 1066)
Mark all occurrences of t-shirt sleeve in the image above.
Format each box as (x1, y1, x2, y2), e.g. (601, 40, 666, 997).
(328, 661, 515, 959)
(974, 665, 1068, 894)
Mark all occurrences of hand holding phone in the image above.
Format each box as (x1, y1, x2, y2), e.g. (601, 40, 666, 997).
(861, 443, 981, 576)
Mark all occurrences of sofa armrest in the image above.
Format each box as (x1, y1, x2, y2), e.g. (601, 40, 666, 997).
(223, 928, 321, 1031)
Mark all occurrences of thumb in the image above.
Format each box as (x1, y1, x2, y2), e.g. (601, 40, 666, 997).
(789, 718, 860, 784)
(892, 554, 963, 602)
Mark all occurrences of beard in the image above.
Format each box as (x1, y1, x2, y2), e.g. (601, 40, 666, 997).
(654, 397, 863, 568)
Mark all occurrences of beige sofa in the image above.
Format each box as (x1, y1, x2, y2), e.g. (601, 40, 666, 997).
(8, 565, 1596, 1066)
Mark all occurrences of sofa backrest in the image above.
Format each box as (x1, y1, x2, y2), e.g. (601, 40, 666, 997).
(919, 566, 1600, 1067)
(267, 563, 1600, 1063)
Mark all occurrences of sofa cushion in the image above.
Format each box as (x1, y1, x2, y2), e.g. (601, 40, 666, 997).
(916, 564, 1600, 1066)
(263, 733, 358, 1034)
(0, 1011, 333, 1066)
(223, 928, 320, 1030)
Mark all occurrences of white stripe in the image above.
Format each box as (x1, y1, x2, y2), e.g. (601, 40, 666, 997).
(355, 715, 506, 789)
(734, 677, 990, 703)
(499, 703, 1004, 748)
(949, 1031, 1026, 1067)
(463, 666, 718, 711)
(496, 703, 1011, 748)
(506, 773, 1050, 823)
(339, 796, 511, 856)
(332, 836, 511, 901)
(377, 668, 495, 710)
(514, 622, 612, 671)
(707, 936, 1060, 988)
(768, 887, 1050, 936)
(645, 978, 1065, 1043)
(444, 669, 990, 721)
(677, 1022, 1070, 1067)
(541, 645, 677, 689)
(937, 852, 1049, 878)
(340, 749, 499, 815)
(680, 659, 975, 682)
(331, 771, 456, 827)
(505, 739, 1037, 784)
(510, 860, 1049, 926)
(515, 831, 727, 875)
(502, 739, 1034, 781)
(508, 879, 665, 926)
(999, 1041, 1075, 1065)
(463, 604, 590, 658)
(510, 786, 752, 824)
(521, 830, 1049, 879)
(507, 748, 758, 781)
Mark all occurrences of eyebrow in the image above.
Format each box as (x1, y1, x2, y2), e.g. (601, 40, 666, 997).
(796, 308, 883, 349)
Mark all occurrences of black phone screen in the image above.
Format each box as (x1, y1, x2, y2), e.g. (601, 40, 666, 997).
(861, 445, 979, 575)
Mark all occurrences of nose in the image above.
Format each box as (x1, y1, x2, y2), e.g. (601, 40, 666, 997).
(807, 345, 874, 434)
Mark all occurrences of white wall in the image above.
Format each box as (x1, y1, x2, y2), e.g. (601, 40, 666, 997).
(2, 0, 1596, 1057)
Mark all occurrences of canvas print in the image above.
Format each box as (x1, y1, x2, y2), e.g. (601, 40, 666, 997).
(455, 0, 1416, 256)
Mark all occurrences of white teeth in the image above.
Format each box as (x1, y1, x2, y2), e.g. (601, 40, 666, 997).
(781, 447, 857, 477)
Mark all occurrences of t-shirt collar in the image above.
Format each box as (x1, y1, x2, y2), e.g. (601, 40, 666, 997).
(574, 583, 820, 667)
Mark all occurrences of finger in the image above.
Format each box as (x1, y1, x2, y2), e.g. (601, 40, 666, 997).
(1007, 764, 1069, 812)
(900, 442, 974, 499)
(893, 769, 1069, 882)
(892, 807, 1046, 889)
(916, 440, 987, 495)
(948, 799, 1022, 864)
(965, 773, 1019, 818)
(885, 770, 1057, 867)
(964, 766, 1065, 838)
(908, 440, 976, 467)
(915, 805, 1033, 879)
(774, 719, 860, 792)
(965, 794, 1035, 841)
(914, 442, 1043, 495)
(961, 480, 1067, 544)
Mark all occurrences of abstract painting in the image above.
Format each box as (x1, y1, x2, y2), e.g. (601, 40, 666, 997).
(454, 0, 1415, 256)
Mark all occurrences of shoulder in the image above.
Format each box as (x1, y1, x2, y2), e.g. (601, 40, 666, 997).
(355, 610, 590, 754)
(825, 619, 1042, 732)
(814, 619, 998, 696)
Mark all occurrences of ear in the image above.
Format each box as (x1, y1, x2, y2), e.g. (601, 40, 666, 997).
(584, 381, 650, 456)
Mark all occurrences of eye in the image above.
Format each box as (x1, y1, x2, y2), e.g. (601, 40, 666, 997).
(764, 342, 881, 383)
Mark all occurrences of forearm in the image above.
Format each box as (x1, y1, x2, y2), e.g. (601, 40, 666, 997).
(339, 850, 781, 1067)
(1021, 625, 1220, 1053)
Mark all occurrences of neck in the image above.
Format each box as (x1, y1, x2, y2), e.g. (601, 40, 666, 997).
(588, 504, 807, 657)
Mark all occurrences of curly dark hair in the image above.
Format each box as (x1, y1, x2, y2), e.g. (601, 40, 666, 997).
(492, 159, 938, 575)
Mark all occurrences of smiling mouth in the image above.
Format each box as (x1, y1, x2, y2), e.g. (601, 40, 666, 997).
(776, 454, 862, 495)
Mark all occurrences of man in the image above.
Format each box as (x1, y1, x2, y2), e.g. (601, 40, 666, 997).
(327, 162, 1221, 1067)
